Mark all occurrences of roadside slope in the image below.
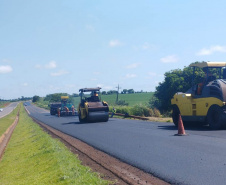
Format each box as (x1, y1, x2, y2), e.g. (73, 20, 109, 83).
(0, 106, 111, 185)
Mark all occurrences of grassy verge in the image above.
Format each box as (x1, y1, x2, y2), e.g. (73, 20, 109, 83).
(0, 105, 111, 185)
(0, 105, 19, 136)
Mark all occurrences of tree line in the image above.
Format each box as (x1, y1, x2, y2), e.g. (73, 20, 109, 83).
(149, 61, 221, 113)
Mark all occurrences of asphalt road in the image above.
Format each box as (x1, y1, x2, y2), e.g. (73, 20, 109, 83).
(25, 102, 226, 185)
(0, 102, 19, 119)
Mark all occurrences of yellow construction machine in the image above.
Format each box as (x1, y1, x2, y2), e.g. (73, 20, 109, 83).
(171, 62, 226, 129)
(56, 96, 76, 117)
(78, 87, 109, 122)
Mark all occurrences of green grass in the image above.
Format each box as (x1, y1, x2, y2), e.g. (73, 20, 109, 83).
(0, 105, 111, 185)
(0, 105, 19, 136)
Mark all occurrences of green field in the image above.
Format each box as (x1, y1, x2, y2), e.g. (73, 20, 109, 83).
(0, 105, 111, 184)
(70, 92, 154, 107)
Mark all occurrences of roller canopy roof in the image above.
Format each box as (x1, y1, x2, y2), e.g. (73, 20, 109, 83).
(189, 62, 226, 68)
(79, 87, 101, 92)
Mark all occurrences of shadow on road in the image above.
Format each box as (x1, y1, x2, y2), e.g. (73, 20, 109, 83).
(158, 123, 226, 131)
(158, 125, 177, 130)
(62, 122, 82, 125)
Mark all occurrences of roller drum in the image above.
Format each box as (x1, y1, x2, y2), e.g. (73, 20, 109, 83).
(87, 111, 109, 122)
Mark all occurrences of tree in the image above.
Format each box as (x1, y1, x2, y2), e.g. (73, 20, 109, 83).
(107, 90, 117, 94)
(44, 93, 68, 102)
(32, 95, 40, 102)
(128, 89, 134, 94)
(102, 91, 107, 95)
(150, 62, 207, 112)
(72, 93, 79, 97)
(122, 89, 128, 94)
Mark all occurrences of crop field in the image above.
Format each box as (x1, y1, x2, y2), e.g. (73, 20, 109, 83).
(101, 92, 154, 106)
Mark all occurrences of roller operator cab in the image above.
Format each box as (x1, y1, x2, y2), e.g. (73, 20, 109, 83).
(78, 87, 109, 123)
(171, 62, 226, 129)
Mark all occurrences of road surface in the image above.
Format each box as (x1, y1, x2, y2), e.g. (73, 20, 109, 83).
(0, 102, 19, 119)
(25, 102, 226, 185)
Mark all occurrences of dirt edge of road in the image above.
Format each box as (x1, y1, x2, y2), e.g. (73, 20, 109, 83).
(31, 117, 169, 185)
(0, 112, 19, 160)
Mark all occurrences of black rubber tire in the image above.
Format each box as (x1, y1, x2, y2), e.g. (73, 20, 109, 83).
(78, 110, 86, 123)
(172, 105, 180, 126)
(104, 116, 109, 122)
(79, 114, 84, 123)
(207, 105, 223, 130)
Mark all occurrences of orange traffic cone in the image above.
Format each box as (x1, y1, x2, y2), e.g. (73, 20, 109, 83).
(175, 114, 187, 136)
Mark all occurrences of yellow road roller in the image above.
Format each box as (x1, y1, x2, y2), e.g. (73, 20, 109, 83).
(78, 87, 109, 122)
(171, 62, 226, 129)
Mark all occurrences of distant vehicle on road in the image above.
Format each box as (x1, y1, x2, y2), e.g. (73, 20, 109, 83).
(0, 108, 3, 112)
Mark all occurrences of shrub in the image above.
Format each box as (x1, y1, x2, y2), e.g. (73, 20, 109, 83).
(153, 108, 161, 117)
(129, 105, 143, 116)
(115, 106, 130, 114)
(149, 108, 154, 117)
(142, 106, 150, 117)
(115, 100, 129, 106)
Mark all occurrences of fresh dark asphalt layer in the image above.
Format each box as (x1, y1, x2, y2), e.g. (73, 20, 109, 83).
(26, 102, 226, 185)
(0, 102, 19, 118)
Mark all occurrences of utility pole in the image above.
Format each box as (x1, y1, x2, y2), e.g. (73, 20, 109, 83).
(115, 84, 121, 103)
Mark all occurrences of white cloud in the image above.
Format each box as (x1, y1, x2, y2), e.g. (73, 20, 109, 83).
(35, 61, 57, 69)
(0, 65, 13, 74)
(197, 45, 226, 56)
(22, 83, 28, 87)
(160, 55, 179, 63)
(125, 74, 137, 78)
(50, 70, 69, 76)
(126, 63, 141, 69)
(45, 61, 57, 69)
(109, 39, 123, 47)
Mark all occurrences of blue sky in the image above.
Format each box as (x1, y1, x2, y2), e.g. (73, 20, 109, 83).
(1, 0, 226, 99)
